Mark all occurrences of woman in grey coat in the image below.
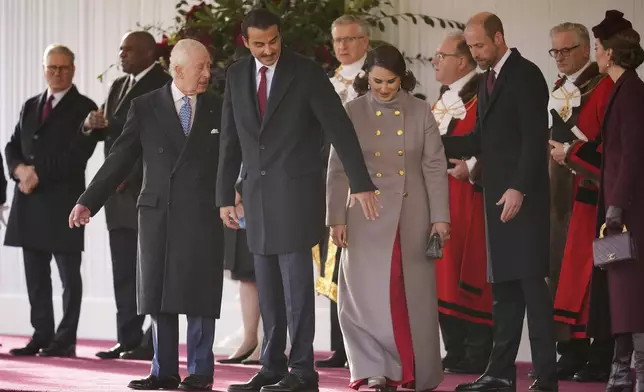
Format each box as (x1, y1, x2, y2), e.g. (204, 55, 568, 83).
(326, 45, 450, 392)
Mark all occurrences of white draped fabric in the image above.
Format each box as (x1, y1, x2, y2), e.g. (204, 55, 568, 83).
(1, 0, 644, 360)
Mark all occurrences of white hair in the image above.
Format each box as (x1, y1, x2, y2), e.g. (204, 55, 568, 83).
(42, 44, 75, 65)
(332, 15, 371, 37)
(169, 39, 208, 77)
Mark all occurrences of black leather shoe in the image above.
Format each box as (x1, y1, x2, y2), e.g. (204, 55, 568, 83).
(442, 354, 464, 370)
(218, 345, 257, 364)
(314, 351, 346, 368)
(445, 359, 488, 375)
(260, 373, 319, 392)
(455, 375, 515, 391)
(120, 345, 154, 360)
(128, 375, 181, 390)
(96, 343, 134, 359)
(179, 375, 214, 391)
(572, 364, 610, 382)
(528, 379, 559, 391)
(38, 343, 75, 357)
(9, 341, 47, 356)
(228, 372, 285, 392)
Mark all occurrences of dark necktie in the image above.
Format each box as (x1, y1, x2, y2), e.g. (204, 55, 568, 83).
(486, 69, 496, 94)
(554, 75, 567, 89)
(257, 66, 268, 117)
(118, 77, 132, 105)
(41, 95, 55, 122)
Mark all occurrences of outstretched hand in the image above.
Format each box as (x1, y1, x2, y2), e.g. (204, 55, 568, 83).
(69, 204, 92, 228)
(349, 191, 382, 220)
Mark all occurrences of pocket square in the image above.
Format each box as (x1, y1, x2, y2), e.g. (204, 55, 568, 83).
(211, 128, 219, 134)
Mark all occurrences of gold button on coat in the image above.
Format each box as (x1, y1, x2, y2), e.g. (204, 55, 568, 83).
(375, 190, 381, 195)
(375, 130, 381, 136)
(403, 192, 408, 197)
(374, 152, 381, 157)
(376, 173, 382, 177)
(399, 170, 405, 176)
(397, 150, 404, 156)
(394, 110, 401, 116)
(397, 129, 403, 135)
(376, 110, 382, 116)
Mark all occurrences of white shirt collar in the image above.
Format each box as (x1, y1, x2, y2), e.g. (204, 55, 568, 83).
(255, 57, 278, 76)
(338, 54, 367, 78)
(564, 60, 592, 83)
(492, 48, 511, 75)
(131, 62, 157, 84)
(448, 70, 477, 93)
(171, 81, 196, 104)
(46, 85, 72, 103)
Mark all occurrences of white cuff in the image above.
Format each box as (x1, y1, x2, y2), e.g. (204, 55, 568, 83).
(465, 156, 477, 185)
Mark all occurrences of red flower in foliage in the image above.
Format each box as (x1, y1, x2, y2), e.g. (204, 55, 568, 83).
(156, 34, 172, 62)
(185, 1, 207, 22)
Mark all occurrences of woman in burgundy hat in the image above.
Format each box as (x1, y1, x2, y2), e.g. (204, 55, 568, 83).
(588, 9, 644, 392)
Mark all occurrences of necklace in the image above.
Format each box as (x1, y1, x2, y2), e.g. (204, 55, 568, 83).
(432, 96, 477, 128)
(550, 78, 596, 120)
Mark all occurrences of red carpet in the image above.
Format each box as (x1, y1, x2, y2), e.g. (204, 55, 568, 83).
(0, 336, 606, 391)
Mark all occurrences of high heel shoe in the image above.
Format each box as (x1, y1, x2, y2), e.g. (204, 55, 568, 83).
(217, 345, 257, 364)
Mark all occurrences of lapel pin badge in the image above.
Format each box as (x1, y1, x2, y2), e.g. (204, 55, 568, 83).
(211, 128, 219, 134)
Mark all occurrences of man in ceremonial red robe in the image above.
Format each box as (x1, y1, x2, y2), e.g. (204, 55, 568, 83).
(546, 22, 614, 383)
(432, 32, 493, 375)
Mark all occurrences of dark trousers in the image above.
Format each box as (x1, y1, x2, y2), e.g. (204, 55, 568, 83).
(108, 228, 145, 347)
(23, 249, 82, 347)
(439, 313, 493, 365)
(151, 313, 216, 378)
(557, 337, 614, 369)
(486, 277, 557, 383)
(254, 250, 317, 380)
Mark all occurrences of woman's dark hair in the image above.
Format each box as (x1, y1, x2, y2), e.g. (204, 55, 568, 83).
(354, 44, 417, 96)
(241, 8, 281, 38)
(601, 29, 644, 70)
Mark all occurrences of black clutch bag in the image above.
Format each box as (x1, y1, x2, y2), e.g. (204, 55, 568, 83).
(425, 233, 443, 259)
(592, 224, 638, 269)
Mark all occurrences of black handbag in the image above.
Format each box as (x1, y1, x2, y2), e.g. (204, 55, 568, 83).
(592, 223, 637, 269)
(425, 233, 443, 259)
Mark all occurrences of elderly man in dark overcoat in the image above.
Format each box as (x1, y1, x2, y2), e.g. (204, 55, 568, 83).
(70, 39, 223, 391)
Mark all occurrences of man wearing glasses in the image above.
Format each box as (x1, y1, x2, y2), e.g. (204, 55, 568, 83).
(546, 22, 615, 383)
(431, 32, 493, 376)
(314, 14, 370, 369)
(4, 44, 97, 358)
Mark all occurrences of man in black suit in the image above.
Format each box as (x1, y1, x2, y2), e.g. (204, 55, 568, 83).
(442, 13, 558, 392)
(4, 44, 97, 358)
(84, 31, 171, 361)
(217, 9, 379, 392)
(70, 39, 223, 391)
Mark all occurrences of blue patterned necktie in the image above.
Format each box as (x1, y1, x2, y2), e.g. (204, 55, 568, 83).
(179, 96, 192, 135)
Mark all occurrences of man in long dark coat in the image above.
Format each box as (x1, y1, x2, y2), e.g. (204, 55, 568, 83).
(443, 12, 558, 392)
(70, 39, 223, 391)
(84, 31, 171, 362)
(5, 44, 97, 358)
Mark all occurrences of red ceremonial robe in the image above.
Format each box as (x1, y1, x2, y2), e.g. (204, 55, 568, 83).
(435, 74, 493, 326)
(552, 64, 614, 338)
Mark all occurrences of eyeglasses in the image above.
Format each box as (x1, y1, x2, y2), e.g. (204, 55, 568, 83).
(548, 45, 579, 58)
(433, 52, 461, 62)
(46, 65, 73, 74)
(332, 36, 365, 45)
